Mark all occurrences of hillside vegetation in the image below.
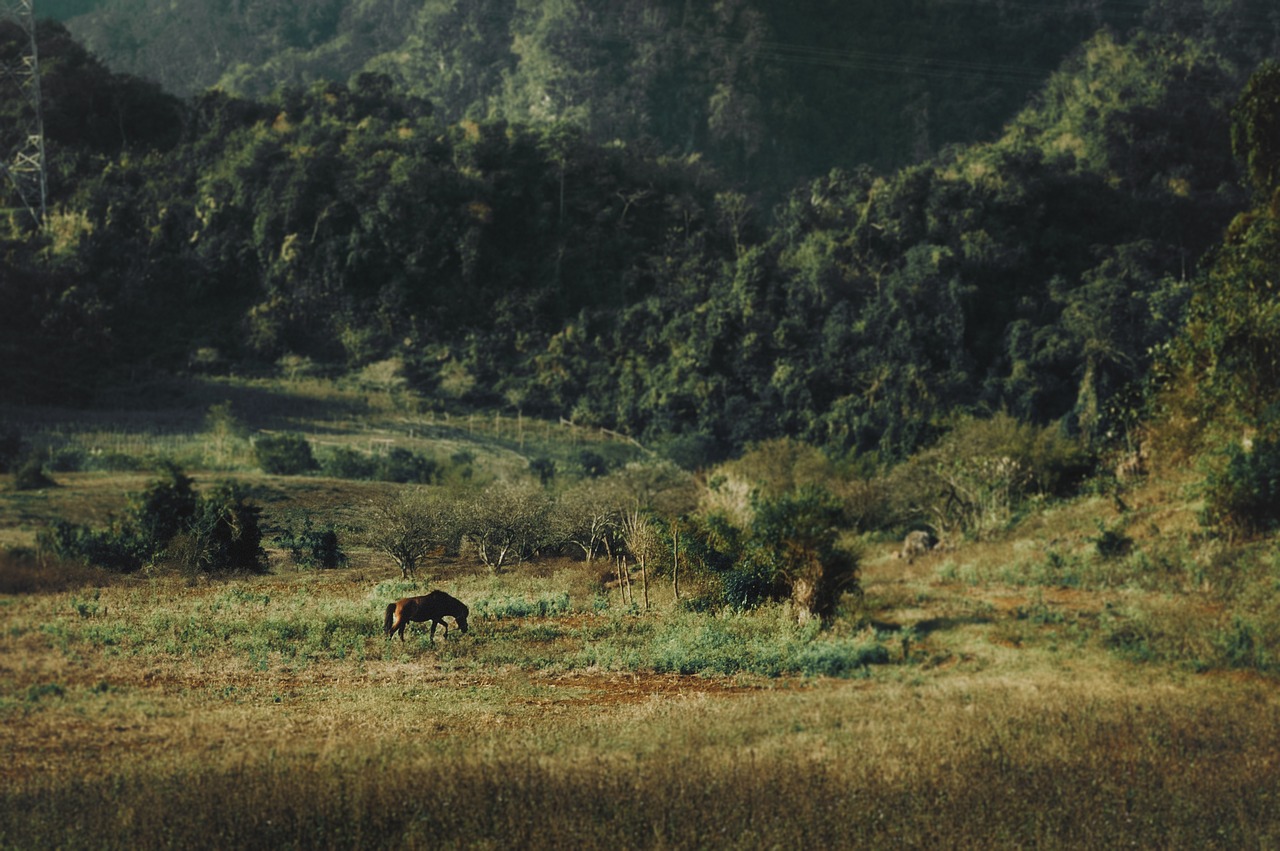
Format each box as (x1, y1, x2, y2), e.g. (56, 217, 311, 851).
(52, 0, 1177, 184)
(5, 3, 1279, 465)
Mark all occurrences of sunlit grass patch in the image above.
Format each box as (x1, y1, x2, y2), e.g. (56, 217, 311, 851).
(471, 591, 571, 620)
(572, 608, 893, 678)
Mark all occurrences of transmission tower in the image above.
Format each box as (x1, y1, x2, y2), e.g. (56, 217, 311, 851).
(1, 0, 47, 228)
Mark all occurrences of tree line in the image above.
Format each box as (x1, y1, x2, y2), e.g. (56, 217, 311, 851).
(3, 9, 1280, 482)
(53, 0, 1183, 187)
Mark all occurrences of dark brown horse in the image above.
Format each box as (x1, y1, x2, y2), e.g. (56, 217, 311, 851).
(384, 590, 470, 643)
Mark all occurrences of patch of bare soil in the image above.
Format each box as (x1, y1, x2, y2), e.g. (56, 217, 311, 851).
(527, 670, 765, 706)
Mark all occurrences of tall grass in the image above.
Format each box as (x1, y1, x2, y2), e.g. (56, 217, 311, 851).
(2, 678, 1278, 849)
(573, 610, 891, 677)
(928, 533, 1280, 674)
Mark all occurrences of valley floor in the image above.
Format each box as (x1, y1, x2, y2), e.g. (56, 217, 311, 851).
(2, 550, 1278, 848)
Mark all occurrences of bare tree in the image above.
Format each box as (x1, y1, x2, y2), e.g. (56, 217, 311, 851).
(552, 477, 624, 563)
(620, 505, 660, 610)
(611, 459, 698, 517)
(366, 488, 449, 578)
(463, 481, 552, 571)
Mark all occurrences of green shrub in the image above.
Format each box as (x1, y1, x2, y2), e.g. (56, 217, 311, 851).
(39, 519, 147, 572)
(319, 446, 377, 479)
(175, 482, 268, 573)
(128, 462, 198, 552)
(576, 450, 608, 478)
(529, 456, 556, 486)
(318, 446, 439, 483)
(274, 516, 347, 570)
(12, 456, 54, 490)
(376, 447, 439, 484)
(0, 426, 23, 472)
(748, 486, 860, 622)
(1214, 616, 1271, 671)
(720, 554, 780, 611)
(85, 451, 146, 472)
(1090, 520, 1134, 560)
(46, 446, 88, 473)
(370, 579, 430, 600)
(585, 611, 893, 678)
(792, 634, 891, 676)
(1100, 607, 1161, 663)
(472, 593, 571, 620)
(254, 433, 317, 475)
(1202, 437, 1280, 536)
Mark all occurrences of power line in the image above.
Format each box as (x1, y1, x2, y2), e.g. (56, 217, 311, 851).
(0, 0, 47, 228)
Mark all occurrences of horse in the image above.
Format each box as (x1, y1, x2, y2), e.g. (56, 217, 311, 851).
(384, 590, 470, 644)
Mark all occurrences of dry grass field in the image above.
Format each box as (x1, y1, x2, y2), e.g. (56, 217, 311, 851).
(3, 552, 1278, 849)
(3, 384, 1280, 848)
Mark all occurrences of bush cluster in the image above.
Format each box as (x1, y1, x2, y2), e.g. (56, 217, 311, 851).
(0, 427, 24, 472)
(1202, 437, 1280, 536)
(39, 463, 267, 574)
(252, 433, 454, 485)
(253, 433, 318, 475)
(884, 414, 1092, 539)
(1, 426, 58, 490)
(320, 445, 441, 484)
(273, 515, 348, 570)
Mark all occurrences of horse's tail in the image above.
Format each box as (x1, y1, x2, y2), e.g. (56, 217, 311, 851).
(384, 602, 396, 637)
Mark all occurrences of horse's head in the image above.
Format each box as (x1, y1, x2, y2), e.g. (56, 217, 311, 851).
(457, 604, 469, 635)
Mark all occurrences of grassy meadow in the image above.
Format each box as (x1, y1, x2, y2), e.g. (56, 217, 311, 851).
(2, 378, 1280, 848)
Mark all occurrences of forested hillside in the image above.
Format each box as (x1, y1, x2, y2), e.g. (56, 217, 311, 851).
(54, 0, 1254, 186)
(3, 1, 1280, 472)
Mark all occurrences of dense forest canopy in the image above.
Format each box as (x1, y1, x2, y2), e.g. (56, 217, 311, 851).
(3, 0, 1280, 468)
(50, 0, 1274, 187)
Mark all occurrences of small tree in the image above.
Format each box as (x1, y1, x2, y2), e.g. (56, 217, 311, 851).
(529, 456, 556, 486)
(375, 447, 440, 484)
(359, 357, 408, 408)
(611, 459, 699, 517)
(553, 477, 624, 562)
(13, 456, 54, 490)
(887, 414, 1090, 539)
(40, 465, 268, 575)
(749, 486, 859, 624)
(128, 461, 198, 554)
(1202, 437, 1280, 537)
(366, 489, 446, 578)
(460, 482, 553, 571)
(204, 401, 247, 468)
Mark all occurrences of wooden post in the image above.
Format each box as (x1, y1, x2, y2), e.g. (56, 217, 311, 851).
(640, 554, 649, 611)
(672, 521, 680, 603)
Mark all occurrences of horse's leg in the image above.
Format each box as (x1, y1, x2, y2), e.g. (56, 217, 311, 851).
(429, 619, 438, 644)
